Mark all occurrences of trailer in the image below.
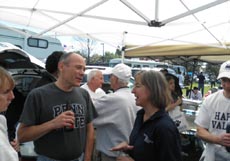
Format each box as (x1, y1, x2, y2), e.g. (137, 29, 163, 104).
(0, 27, 64, 61)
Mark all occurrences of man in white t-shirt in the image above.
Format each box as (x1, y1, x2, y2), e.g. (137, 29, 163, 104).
(195, 60, 230, 161)
(81, 69, 106, 102)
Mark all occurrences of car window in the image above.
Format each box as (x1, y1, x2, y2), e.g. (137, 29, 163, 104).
(13, 74, 42, 96)
(103, 74, 110, 83)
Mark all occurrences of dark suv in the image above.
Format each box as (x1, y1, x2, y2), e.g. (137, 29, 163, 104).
(0, 42, 45, 160)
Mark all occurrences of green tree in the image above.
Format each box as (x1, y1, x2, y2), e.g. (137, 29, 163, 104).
(205, 63, 219, 76)
(115, 48, 122, 56)
(90, 54, 103, 64)
(104, 51, 120, 63)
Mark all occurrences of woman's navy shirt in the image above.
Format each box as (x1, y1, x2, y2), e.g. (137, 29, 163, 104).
(128, 109, 182, 161)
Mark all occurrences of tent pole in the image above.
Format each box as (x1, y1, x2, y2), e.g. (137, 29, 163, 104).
(155, 0, 159, 21)
(161, 0, 228, 25)
(0, 23, 30, 37)
(120, 0, 151, 23)
(87, 38, 90, 64)
(121, 31, 128, 63)
(36, 0, 109, 36)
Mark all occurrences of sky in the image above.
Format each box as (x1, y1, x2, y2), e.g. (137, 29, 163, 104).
(0, 20, 117, 55)
(58, 36, 117, 55)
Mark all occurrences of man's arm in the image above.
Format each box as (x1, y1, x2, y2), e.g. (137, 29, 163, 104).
(17, 111, 75, 143)
(196, 125, 220, 144)
(196, 125, 230, 147)
(83, 122, 95, 161)
(198, 92, 203, 100)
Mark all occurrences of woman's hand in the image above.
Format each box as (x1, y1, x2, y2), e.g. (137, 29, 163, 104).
(10, 139, 20, 152)
(110, 142, 134, 151)
(175, 97, 182, 106)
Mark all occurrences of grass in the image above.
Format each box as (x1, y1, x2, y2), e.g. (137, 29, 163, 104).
(182, 82, 219, 98)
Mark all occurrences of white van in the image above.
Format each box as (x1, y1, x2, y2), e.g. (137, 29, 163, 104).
(0, 27, 64, 61)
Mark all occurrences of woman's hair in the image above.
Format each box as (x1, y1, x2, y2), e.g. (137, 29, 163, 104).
(0, 67, 15, 91)
(135, 70, 171, 109)
(165, 73, 175, 82)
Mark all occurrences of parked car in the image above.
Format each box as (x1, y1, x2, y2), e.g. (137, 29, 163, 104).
(0, 42, 45, 96)
(0, 42, 46, 160)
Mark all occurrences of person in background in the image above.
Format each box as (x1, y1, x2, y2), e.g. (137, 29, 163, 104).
(81, 69, 106, 161)
(0, 67, 19, 161)
(165, 73, 188, 135)
(160, 68, 183, 98)
(197, 72, 205, 97)
(81, 69, 106, 103)
(184, 73, 191, 86)
(204, 87, 219, 98)
(210, 74, 216, 88)
(111, 70, 182, 161)
(160, 68, 168, 75)
(93, 64, 140, 161)
(165, 74, 183, 112)
(33, 51, 65, 88)
(17, 52, 98, 161)
(188, 87, 203, 101)
(195, 60, 230, 161)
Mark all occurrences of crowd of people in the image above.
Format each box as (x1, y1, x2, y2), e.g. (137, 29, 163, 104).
(1, 50, 230, 161)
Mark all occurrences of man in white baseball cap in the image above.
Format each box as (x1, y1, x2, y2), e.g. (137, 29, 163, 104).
(195, 60, 230, 161)
(217, 60, 230, 79)
(111, 63, 132, 81)
(93, 63, 140, 161)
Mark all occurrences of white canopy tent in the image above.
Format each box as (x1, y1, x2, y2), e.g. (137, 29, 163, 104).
(0, 0, 230, 63)
(125, 43, 230, 64)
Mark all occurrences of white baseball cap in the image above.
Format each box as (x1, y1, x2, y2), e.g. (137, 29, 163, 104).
(112, 63, 131, 81)
(217, 60, 230, 79)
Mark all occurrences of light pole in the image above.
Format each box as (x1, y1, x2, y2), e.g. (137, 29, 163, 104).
(87, 38, 90, 64)
(101, 43, 104, 63)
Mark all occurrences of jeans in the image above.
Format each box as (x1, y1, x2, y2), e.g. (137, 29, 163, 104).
(37, 153, 84, 161)
(198, 83, 204, 96)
